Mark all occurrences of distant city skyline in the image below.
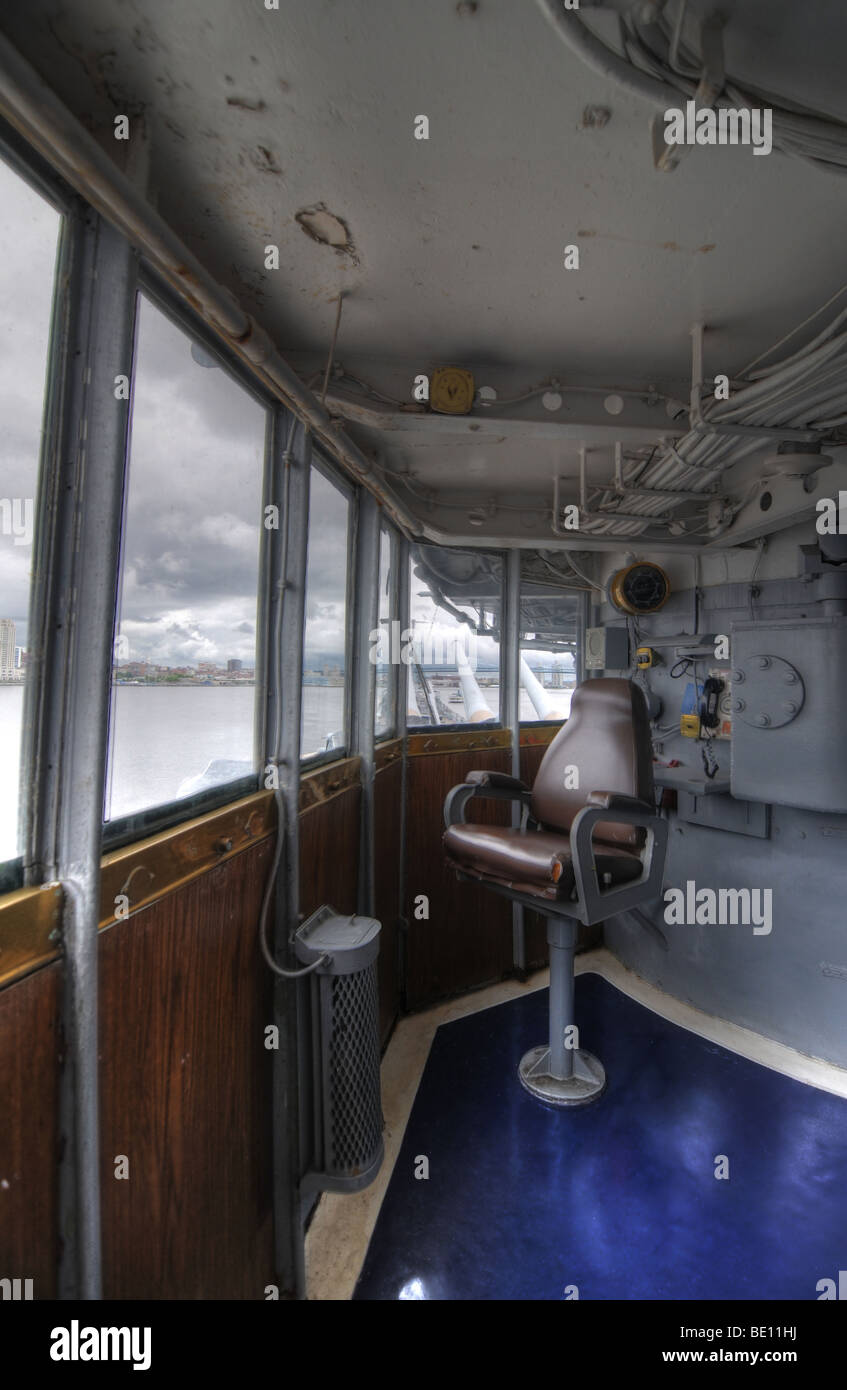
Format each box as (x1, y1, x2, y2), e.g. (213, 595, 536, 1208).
(0, 618, 16, 680)
(3, 633, 575, 678)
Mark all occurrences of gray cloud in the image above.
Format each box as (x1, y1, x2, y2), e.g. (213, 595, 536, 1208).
(0, 160, 353, 673)
(0, 159, 62, 646)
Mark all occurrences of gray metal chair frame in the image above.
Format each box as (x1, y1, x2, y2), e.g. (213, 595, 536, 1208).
(444, 776, 668, 1105)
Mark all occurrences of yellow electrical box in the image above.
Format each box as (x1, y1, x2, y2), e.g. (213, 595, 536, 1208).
(680, 713, 701, 738)
(430, 366, 475, 415)
(636, 646, 655, 669)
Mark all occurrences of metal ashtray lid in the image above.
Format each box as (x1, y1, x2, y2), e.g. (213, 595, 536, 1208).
(294, 903, 381, 973)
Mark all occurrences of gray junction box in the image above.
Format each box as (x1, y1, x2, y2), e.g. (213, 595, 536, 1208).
(584, 625, 630, 671)
(730, 616, 847, 813)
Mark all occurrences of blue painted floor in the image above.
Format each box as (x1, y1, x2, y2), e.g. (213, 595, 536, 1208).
(354, 973, 847, 1300)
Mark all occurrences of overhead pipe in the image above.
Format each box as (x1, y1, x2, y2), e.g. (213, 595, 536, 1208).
(553, 470, 671, 534)
(0, 29, 421, 541)
(537, 0, 847, 175)
(534, 0, 693, 108)
(581, 312, 847, 536)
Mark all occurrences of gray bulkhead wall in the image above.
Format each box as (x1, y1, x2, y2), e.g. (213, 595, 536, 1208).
(590, 519, 847, 1069)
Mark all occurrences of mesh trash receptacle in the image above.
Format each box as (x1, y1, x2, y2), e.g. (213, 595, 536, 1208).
(295, 905, 384, 1193)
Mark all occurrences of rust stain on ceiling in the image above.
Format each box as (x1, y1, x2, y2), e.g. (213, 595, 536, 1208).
(578, 229, 718, 255)
(295, 203, 359, 264)
(226, 95, 267, 112)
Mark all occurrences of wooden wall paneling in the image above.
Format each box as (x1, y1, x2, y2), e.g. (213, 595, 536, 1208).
(98, 837, 276, 1300)
(298, 785, 360, 921)
(0, 962, 61, 1298)
(374, 758, 402, 1043)
(298, 757, 360, 814)
(404, 748, 514, 1009)
(0, 885, 63, 989)
(518, 743, 548, 786)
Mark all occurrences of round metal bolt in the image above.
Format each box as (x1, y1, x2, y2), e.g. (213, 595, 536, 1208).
(784, 672, 797, 684)
(782, 702, 797, 715)
(732, 669, 744, 683)
(733, 699, 745, 712)
(216, 837, 234, 853)
(757, 657, 770, 669)
(755, 714, 771, 727)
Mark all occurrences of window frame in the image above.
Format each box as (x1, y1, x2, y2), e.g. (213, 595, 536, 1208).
(101, 267, 277, 849)
(405, 542, 507, 733)
(374, 521, 400, 743)
(298, 448, 356, 769)
(517, 578, 586, 727)
(0, 120, 79, 888)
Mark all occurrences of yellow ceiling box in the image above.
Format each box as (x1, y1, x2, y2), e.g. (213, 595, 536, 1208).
(430, 366, 475, 415)
(680, 713, 701, 738)
(636, 646, 657, 669)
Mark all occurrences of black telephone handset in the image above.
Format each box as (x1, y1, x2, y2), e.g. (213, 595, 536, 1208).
(700, 677, 724, 730)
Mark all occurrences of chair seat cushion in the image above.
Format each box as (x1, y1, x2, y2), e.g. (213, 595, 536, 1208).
(443, 823, 642, 901)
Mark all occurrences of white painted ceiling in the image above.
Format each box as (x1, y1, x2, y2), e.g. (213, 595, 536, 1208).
(4, 0, 847, 543)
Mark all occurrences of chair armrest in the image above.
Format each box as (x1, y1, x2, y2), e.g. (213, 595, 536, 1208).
(443, 774, 532, 829)
(466, 770, 529, 792)
(586, 790, 654, 814)
(569, 799, 668, 927)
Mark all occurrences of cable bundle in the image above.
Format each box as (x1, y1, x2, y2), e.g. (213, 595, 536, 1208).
(536, 0, 847, 178)
(580, 301, 847, 537)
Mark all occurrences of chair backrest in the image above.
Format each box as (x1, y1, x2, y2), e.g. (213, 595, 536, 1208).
(530, 678, 653, 847)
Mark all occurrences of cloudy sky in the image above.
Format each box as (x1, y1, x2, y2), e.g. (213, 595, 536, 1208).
(117, 294, 267, 668)
(0, 152, 560, 690)
(115, 294, 365, 669)
(0, 158, 61, 649)
(0, 148, 358, 673)
(302, 465, 350, 663)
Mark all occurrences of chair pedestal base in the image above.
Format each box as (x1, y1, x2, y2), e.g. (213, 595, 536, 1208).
(517, 916, 606, 1106)
(518, 1045, 606, 1107)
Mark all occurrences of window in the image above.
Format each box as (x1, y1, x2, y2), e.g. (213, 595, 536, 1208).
(301, 465, 351, 759)
(407, 544, 502, 727)
(105, 293, 267, 824)
(374, 526, 396, 739)
(0, 156, 62, 865)
(519, 556, 582, 722)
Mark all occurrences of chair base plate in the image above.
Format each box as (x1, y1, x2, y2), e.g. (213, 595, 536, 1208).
(518, 1045, 606, 1107)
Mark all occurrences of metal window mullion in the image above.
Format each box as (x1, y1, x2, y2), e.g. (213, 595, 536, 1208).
(352, 492, 380, 916)
(18, 197, 78, 881)
(387, 527, 400, 736)
(396, 534, 411, 1011)
(503, 551, 521, 769)
(253, 410, 276, 774)
(34, 210, 138, 1301)
(268, 413, 310, 1297)
(577, 587, 589, 684)
(503, 550, 526, 975)
(376, 523, 400, 740)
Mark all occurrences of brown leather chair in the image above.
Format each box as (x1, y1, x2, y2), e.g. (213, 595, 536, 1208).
(443, 678, 667, 1106)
